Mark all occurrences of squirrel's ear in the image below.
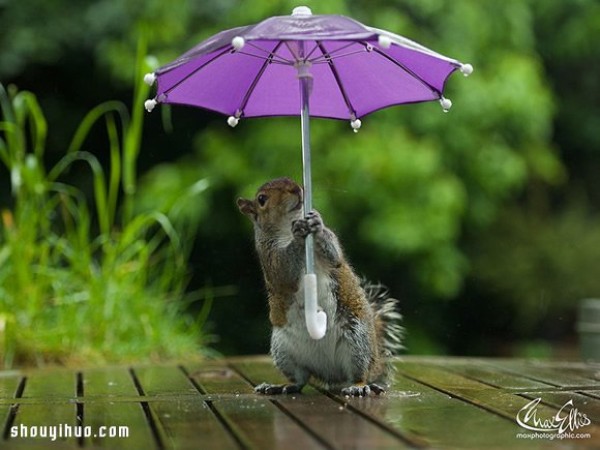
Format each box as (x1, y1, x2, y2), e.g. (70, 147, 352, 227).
(237, 197, 256, 219)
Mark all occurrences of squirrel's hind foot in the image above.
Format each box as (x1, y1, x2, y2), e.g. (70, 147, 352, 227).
(341, 383, 386, 397)
(255, 382, 303, 395)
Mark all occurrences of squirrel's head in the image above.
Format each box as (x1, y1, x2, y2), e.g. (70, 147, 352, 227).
(237, 177, 303, 233)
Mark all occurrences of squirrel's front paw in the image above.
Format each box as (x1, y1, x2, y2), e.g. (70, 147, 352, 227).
(305, 210, 323, 234)
(292, 210, 323, 238)
(292, 218, 310, 238)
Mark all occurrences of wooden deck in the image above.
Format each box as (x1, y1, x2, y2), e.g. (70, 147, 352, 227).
(1, 356, 599, 449)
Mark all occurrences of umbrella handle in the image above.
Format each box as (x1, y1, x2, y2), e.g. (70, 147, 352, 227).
(304, 273, 327, 339)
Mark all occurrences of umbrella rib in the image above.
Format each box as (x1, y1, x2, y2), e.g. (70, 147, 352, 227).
(310, 49, 367, 64)
(245, 41, 293, 64)
(237, 41, 285, 115)
(304, 42, 320, 61)
(316, 41, 357, 118)
(308, 42, 356, 63)
(284, 41, 300, 61)
(236, 50, 290, 64)
(366, 43, 442, 98)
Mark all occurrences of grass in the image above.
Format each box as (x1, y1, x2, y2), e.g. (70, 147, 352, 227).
(0, 41, 209, 368)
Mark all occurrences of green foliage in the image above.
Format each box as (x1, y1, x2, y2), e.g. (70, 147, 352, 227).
(0, 63, 207, 367)
(467, 204, 600, 330)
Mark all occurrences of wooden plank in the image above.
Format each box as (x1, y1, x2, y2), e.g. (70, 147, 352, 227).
(185, 362, 254, 395)
(186, 361, 328, 449)
(526, 361, 600, 383)
(19, 368, 75, 399)
(275, 394, 415, 449)
(133, 365, 240, 450)
(487, 359, 600, 388)
(7, 369, 79, 447)
(211, 397, 327, 450)
(133, 366, 198, 397)
(158, 397, 241, 450)
(232, 358, 418, 449)
(0, 372, 22, 399)
(349, 364, 544, 449)
(83, 367, 157, 449)
(587, 390, 600, 399)
(397, 361, 600, 447)
(83, 399, 155, 449)
(379, 375, 543, 449)
(82, 366, 139, 398)
(424, 360, 600, 422)
(0, 372, 22, 442)
(497, 359, 600, 381)
(417, 359, 553, 390)
(559, 366, 600, 383)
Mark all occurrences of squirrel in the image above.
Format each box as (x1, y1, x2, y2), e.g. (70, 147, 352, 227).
(237, 177, 402, 397)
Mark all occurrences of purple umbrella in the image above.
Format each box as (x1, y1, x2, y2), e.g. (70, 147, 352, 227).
(144, 6, 472, 339)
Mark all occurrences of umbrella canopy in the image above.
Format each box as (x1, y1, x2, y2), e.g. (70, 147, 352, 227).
(144, 6, 472, 126)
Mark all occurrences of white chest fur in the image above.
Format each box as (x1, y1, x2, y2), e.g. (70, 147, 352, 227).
(271, 268, 357, 386)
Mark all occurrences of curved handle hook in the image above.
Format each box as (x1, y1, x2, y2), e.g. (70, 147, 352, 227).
(304, 274, 327, 339)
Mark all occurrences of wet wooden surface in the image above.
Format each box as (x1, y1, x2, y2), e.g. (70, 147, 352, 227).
(1, 356, 599, 449)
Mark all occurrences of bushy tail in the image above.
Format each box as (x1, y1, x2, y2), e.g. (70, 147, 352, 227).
(362, 281, 404, 358)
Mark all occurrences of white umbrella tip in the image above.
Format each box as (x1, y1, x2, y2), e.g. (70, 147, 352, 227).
(143, 72, 156, 86)
(231, 36, 245, 51)
(439, 97, 452, 112)
(350, 118, 362, 132)
(144, 99, 157, 112)
(460, 63, 474, 77)
(292, 6, 312, 16)
(227, 116, 240, 127)
(378, 35, 392, 49)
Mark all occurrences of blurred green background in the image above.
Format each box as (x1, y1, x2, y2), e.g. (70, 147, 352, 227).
(1, 0, 599, 367)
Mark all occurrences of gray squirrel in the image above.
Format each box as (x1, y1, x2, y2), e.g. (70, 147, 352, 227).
(237, 177, 402, 396)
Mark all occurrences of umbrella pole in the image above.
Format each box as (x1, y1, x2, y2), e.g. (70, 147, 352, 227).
(300, 78, 315, 275)
(299, 65, 327, 340)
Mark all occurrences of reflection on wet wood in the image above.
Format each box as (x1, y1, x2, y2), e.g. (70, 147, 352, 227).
(0, 356, 598, 448)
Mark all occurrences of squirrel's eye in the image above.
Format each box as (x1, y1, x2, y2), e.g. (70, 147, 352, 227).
(257, 194, 268, 207)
